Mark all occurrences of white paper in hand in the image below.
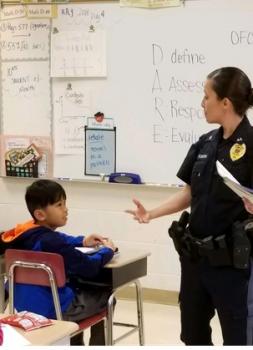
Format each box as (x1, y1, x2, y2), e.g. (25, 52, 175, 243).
(216, 160, 253, 201)
(216, 160, 239, 184)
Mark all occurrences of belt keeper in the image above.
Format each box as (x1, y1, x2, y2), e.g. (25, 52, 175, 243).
(200, 235, 214, 250)
(214, 234, 227, 249)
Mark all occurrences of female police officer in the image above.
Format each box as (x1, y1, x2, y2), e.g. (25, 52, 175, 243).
(126, 67, 253, 345)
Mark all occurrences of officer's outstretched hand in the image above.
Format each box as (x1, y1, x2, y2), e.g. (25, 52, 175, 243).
(243, 197, 253, 214)
(125, 198, 151, 223)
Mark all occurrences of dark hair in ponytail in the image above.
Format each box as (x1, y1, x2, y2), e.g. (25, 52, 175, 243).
(248, 88, 253, 107)
(207, 67, 253, 116)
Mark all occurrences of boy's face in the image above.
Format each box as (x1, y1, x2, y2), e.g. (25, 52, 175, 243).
(34, 198, 68, 230)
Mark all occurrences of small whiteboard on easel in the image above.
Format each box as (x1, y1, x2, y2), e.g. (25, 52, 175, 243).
(85, 127, 116, 176)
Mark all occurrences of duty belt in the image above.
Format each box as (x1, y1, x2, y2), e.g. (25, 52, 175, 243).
(168, 211, 251, 268)
(181, 231, 233, 266)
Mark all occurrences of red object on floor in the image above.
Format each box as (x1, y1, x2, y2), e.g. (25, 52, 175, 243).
(0, 324, 3, 345)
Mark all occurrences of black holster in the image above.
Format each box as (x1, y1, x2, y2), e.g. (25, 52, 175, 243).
(168, 211, 190, 256)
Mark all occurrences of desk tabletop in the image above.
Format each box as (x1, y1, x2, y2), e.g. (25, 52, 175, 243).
(0, 314, 78, 345)
(0, 249, 151, 270)
(105, 249, 150, 268)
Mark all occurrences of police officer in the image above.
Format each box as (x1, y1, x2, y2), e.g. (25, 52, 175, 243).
(126, 67, 253, 345)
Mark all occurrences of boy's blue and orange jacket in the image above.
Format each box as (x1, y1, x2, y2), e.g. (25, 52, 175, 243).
(2, 221, 114, 318)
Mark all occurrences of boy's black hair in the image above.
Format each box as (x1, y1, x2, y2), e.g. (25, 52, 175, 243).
(25, 180, 66, 219)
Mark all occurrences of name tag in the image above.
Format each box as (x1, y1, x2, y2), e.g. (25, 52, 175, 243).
(198, 154, 207, 159)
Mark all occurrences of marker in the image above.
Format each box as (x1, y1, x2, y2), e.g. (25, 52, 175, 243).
(57, 177, 72, 181)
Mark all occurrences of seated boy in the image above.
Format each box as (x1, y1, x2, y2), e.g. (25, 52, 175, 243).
(1, 179, 117, 345)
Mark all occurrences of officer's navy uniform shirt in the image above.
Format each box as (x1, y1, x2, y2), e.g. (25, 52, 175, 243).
(177, 116, 253, 238)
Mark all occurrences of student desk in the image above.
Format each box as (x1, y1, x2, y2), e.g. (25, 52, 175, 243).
(91, 249, 150, 345)
(101, 249, 149, 288)
(0, 314, 78, 345)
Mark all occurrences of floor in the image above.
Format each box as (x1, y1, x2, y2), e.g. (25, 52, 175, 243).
(84, 299, 223, 346)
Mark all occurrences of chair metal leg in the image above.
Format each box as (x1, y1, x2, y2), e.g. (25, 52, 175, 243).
(0, 274, 6, 313)
(106, 293, 115, 345)
(134, 279, 145, 345)
(8, 265, 15, 314)
(104, 317, 108, 345)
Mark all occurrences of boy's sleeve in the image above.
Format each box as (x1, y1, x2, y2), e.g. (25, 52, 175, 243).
(58, 231, 84, 247)
(40, 233, 114, 279)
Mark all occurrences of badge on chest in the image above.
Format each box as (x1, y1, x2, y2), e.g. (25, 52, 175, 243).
(230, 143, 246, 161)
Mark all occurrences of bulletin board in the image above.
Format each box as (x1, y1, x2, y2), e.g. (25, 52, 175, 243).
(1, 1, 253, 184)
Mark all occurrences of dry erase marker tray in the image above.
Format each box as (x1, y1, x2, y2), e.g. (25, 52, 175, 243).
(5, 160, 39, 178)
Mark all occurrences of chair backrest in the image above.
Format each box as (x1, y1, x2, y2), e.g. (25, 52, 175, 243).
(5, 249, 67, 319)
(5, 249, 66, 287)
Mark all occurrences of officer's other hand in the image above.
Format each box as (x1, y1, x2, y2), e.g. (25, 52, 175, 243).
(125, 198, 151, 223)
(242, 197, 253, 214)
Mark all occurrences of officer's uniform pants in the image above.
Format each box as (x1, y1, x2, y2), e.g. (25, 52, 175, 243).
(179, 255, 251, 345)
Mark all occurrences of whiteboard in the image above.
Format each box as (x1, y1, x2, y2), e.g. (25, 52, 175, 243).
(53, 3, 253, 184)
(1, 2, 253, 184)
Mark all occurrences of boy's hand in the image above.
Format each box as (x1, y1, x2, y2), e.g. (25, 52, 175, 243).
(83, 234, 105, 247)
(102, 238, 117, 252)
(83, 234, 117, 252)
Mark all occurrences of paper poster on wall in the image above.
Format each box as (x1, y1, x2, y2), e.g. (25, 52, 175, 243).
(85, 127, 116, 176)
(53, 80, 91, 154)
(54, 5, 106, 29)
(54, 115, 86, 155)
(87, 117, 114, 130)
(0, 135, 52, 178)
(51, 29, 106, 77)
(0, 6, 26, 20)
(120, 0, 181, 8)
(0, 18, 50, 60)
(1, 61, 51, 136)
(61, 83, 91, 117)
(26, 5, 57, 19)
